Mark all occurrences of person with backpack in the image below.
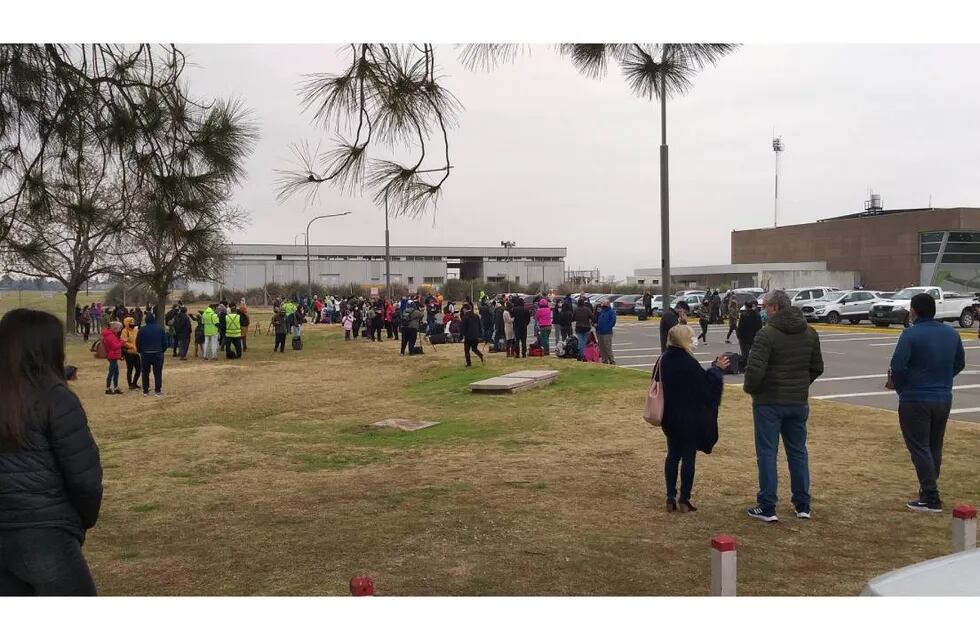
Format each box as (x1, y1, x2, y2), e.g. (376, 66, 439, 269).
(596, 299, 617, 364)
(271, 309, 288, 352)
(136, 313, 167, 397)
(461, 304, 485, 367)
(658, 324, 728, 513)
(120, 316, 141, 391)
(0, 309, 103, 595)
(164, 304, 179, 357)
(100, 321, 125, 395)
(572, 297, 593, 361)
(224, 304, 243, 359)
(400, 302, 423, 355)
(173, 306, 192, 361)
(201, 304, 219, 361)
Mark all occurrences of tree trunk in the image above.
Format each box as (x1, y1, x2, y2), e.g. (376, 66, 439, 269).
(65, 286, 79, 334)
(154, 288, 169, 321)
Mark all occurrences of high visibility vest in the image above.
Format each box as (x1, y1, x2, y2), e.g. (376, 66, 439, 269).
(225, 313, 242, 338)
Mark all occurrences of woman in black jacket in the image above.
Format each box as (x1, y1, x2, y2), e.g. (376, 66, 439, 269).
(658, 323, 726, 513)
(0, 309, 103, 595)
(461, 304, 485, 367)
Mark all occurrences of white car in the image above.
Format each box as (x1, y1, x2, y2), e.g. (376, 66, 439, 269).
(869, 286, 977, 328)
(863, 548, 980, 596)
(800, 290, 883, 324)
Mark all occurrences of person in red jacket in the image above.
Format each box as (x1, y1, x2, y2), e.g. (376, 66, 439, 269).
(384, 299, 395, 339)
(101, 321, 124, 395)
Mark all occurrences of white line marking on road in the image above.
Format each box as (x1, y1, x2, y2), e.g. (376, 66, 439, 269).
(614, 347, 661, 352)
(612, 343, 632, 346)
(950, 407, 980, 415)
(814, 383, 980, 400)
(820, 336, 903, 343)
(618, 354, 662, 359)
(620, 363, 655, 369)
(965, 346, 980, 350)
(869, 342, 898, 347)
(815, 374, 887, 382)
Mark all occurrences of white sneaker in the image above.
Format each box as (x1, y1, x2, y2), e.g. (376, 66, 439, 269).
(794, 508, 812, 519)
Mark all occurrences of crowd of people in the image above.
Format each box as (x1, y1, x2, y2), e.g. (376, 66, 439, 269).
(0, 283, 970, 595)
(653, 289, 966, 522)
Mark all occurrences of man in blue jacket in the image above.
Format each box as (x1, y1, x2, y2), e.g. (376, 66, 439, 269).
(889, 293, 965, 513)
(136, 313, 168, 397)
(596, 298, 617, 365)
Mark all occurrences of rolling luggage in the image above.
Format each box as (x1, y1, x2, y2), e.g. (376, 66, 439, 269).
(637, 308, 648, 321)
(292, 336, 303, 351)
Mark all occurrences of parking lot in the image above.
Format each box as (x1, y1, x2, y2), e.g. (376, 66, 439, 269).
(610, 319, 980, 424)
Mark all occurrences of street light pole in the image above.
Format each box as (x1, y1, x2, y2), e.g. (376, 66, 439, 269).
(500, 241, 515, 294)
(659, 71, 672, 313)
(384, 192, 391, 300)
(306, 211, 352, 302)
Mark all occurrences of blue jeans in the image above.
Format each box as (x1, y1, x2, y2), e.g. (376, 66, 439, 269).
(106, 359, 119, 389)
(576, 330, 589, 360)
(753, 404, 811, 511)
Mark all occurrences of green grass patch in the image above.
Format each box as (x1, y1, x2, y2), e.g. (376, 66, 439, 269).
(130, 502, 160, 513)
(338, 419, 518, 448)
(118, 550, 141, 561)
(165, 471, 194, 478)
(293, 450, 384, 471)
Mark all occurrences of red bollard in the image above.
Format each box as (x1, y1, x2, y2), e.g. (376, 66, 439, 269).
(952, 505, 977, 554)
(710, 535, 737, 596)
(350, 574, 375, 596)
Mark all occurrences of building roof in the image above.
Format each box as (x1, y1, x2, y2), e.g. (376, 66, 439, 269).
(817, 207, 935, 222)
(634, 262, 830, 277)
(228, 243, 566, 259)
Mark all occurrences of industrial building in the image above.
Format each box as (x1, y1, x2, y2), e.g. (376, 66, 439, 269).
(187, 243, 567, 295)
(632, 201, 980, 293)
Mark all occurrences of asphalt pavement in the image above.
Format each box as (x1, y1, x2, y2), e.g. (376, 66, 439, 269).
(608, 318, 980, 424)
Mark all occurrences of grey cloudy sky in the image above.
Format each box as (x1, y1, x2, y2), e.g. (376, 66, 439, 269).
(183, 44, 980, 280)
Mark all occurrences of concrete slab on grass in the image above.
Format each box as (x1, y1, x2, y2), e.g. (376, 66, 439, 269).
(470, 369, 559, 394)
(371, 418, 440, 432)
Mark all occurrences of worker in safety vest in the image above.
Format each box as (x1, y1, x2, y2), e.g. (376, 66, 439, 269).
(224, 304, 243, 359)
(202, 304, 220, 361)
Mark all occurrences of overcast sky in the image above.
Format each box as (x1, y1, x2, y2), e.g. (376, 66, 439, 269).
(182, 44, 980, 280)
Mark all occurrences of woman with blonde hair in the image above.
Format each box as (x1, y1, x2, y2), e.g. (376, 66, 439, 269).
(657, 323, 727, 512)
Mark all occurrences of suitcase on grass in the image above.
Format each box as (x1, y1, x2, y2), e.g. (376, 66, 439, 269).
(292, 336, 303, 351)
(428, 332, 447, 345)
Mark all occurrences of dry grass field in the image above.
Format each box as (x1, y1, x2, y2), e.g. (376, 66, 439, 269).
(15, 296, 980, 596)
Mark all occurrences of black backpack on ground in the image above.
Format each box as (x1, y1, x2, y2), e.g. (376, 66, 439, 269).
(720, 351, 742, 375)
(292, 336, 303, 351)
(410, 345, 424, 355)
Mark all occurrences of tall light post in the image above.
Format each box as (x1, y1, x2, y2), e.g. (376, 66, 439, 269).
(384, 191, 391, 299)
(500, 240, 515, 293)
(306, 211, 352, 301)
(773, 136, 784, 227)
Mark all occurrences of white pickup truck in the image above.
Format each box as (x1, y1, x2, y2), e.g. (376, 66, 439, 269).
(869, 286, 976, 328)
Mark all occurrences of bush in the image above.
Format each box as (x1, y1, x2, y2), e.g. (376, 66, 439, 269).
(103, 282, 157, 307)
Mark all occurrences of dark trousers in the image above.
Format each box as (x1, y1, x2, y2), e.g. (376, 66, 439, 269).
(177, 335, 190, 359)
(371, 323, 383, 341)
(0, 528, 97, 596)
(464, 338, 483, 366)
(226, 337, 243, 359)
(141, 352, 164, 393)
(738, 338, 753, 366)
(898, 401, 951, 504)
(124, 352, 141, 388)
(698, 318, 709, 342)
(171, 333, 179, 357)
(385, 321, 394, 339)
(81, 323, 90, 341)
(514, 331, 528, 358)
(665, 437, 697, 502)
(106, 359, 119, 389)
(242, 335, 248, 352)
(401, 328, 418, 354)
(352, 321, 361, 338)
(274, 333, 286, 352)
(726, 319, 737, 340)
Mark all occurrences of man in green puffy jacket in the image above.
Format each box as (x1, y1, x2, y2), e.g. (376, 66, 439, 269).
(202, 305, 220, 361)
(743, 289, 823, 523)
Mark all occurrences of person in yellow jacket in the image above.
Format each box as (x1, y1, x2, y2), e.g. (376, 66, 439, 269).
(224, 304, 243, 359)
(120, 316, 141, 390)
(202, 304, 220, 360)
